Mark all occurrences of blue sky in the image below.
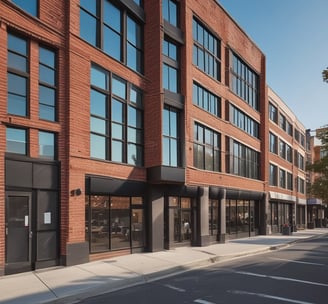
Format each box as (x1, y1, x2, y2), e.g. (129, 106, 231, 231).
(218, 0, 328, 130)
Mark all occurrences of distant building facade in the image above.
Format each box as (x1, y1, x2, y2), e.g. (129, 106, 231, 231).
(306, 128, 328, 227)
(0, 0, 309, 276)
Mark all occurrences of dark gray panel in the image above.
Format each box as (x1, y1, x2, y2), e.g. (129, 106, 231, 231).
(37, 231, 57, 261)
(65, 242, 89, 266)
(33, 163, 59, 189)
(147, 166, 185, 184)
(226, 188, 264, 200)
(5, 160, 32, 188)
(37, 191, 58, 231)
(86, 176, 146, 195)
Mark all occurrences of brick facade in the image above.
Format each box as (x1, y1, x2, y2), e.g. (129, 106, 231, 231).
(0, 0, 307, 275)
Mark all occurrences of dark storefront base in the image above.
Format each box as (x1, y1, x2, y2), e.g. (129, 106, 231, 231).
(5, 156, 60, 275)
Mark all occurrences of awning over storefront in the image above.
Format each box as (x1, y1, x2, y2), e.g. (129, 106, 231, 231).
(269, 191, 296, 203)
(307, 198, 322, 205)
(297, 198, 307, 205)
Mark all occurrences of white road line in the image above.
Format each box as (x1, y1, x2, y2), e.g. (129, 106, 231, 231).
(270, 257, 325, 266)
(235, 270, 328, 287)
(228, 290, 315, 304)
(194, 299, 216, 304)
(163, 284, 186, 292)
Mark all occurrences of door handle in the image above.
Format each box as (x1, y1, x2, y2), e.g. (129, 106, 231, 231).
(29, 231, 33, 239)
(5, 227, 8, 235)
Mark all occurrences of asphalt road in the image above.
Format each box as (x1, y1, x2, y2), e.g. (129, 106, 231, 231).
(79, 235, 328, 304)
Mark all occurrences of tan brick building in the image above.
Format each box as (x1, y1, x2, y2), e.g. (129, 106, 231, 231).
(0, 0, 307, 275)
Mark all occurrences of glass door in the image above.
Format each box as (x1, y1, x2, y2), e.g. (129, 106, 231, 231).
(5, 192, 32, 274)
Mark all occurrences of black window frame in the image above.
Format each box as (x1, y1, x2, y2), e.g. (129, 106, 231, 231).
(269, 102, 278, 123)
(231, 52, 259, 111)
(227, 138, 260, 180)
(192, 17, 221, 81)
(193, 122, 221, 172)
(6, 126, 28, 155)
(193, 82, 221, 117)
(80, 0, 144, 74)
(7, 32, 29, 117)
(162, 105, 181, 167)
(39, 45, 58, 122)
(269, 163, 278, 186)
(90, 64, 144, 166)
(162, 37, 180, 93)
(38, 130, 57, 160)
(162, 0, 179, 27)
(230, 104, 259, 138)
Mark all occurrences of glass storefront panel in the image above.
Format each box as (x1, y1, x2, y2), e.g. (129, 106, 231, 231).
(90, 196, 109, 252)
(85, 195, 145, 253)
(226, 199, 258, 238)
(209, 200, 218, 235)
(110, 197, 130, 250)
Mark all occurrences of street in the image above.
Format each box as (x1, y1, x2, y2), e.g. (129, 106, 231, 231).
(79, 235, 328, 304)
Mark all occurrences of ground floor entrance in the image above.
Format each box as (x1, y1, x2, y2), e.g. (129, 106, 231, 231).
(268, 201, 294, 233)
(4, 157, 60, 275)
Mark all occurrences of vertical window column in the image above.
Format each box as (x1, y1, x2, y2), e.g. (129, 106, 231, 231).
(162, 106, 180, 167)
(7, 33, 28, 117)
(39, 46, 57, 121)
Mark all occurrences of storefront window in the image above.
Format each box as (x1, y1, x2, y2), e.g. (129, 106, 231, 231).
(85, 195, 145, 253)
(168, 197, 191, 244)
(209, 200, 218, 236)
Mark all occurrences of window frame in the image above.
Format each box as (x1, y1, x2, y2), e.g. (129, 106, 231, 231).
(90, 64, 144, 165)
(162, 105, 181, 167)
(230, 52, 259, 111)
(192, 17, 221, 81)
(80, 0, 144, 74)
(193, 122, 221, 172)
(7, 32, 29, 117)
(6, 126, 28, 155)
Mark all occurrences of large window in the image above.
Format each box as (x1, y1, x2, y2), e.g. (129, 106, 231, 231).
(194, 123, 221, 172)
(231, 53, 259, 110)
(193, 82, 221, 117)
(228, 139, 260, 179)
(6, 127, 27, 155)
(7, 33, 28, 117)
(287, 172, 293, 190)
(85, 196, 145, 253)
(12, 0, 38, 16)
(162, 38, 179, 93)
(163, 106, 180, 167)
(39, 131, 55, 160)
(269, 163, 278, 186)
(298, 177, 305, 194)
(162, 0, 178, 27)
(193, 18, 220, 81)
(230, 104, 259, 138)
(279, 168, 286, 188)
(90, 64, 144, 165)
(39, 46, 57, 121)
(269, 103, 278, 123)
(269, 132, 278, 154)
(80, 0, 143, 73)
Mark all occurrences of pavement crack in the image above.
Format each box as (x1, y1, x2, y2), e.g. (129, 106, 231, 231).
(34, 272, 59, 298)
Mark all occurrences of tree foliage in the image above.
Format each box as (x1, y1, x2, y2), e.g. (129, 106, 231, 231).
(307, 126, 328, 202)
(323, 67, 328, 83)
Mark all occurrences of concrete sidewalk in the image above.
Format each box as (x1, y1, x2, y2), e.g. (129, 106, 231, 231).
(1, 228, 327, 304)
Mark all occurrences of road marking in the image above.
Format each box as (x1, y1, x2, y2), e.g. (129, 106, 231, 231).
(194, 299, 216, 304)
(163, 284, 186, 292)
(228, 290, 315, 304)
(235, 270, 328, 287)
(270, 257, 325, 266)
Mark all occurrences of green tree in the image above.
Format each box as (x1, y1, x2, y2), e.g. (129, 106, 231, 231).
(323, 67, 328, 83)
(307, 127, 328, 202)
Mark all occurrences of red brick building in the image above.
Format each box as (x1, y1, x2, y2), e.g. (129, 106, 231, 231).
(0, 0, 306, 276)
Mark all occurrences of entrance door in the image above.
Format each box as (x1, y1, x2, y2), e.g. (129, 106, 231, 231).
(5, 192, 32, 274)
